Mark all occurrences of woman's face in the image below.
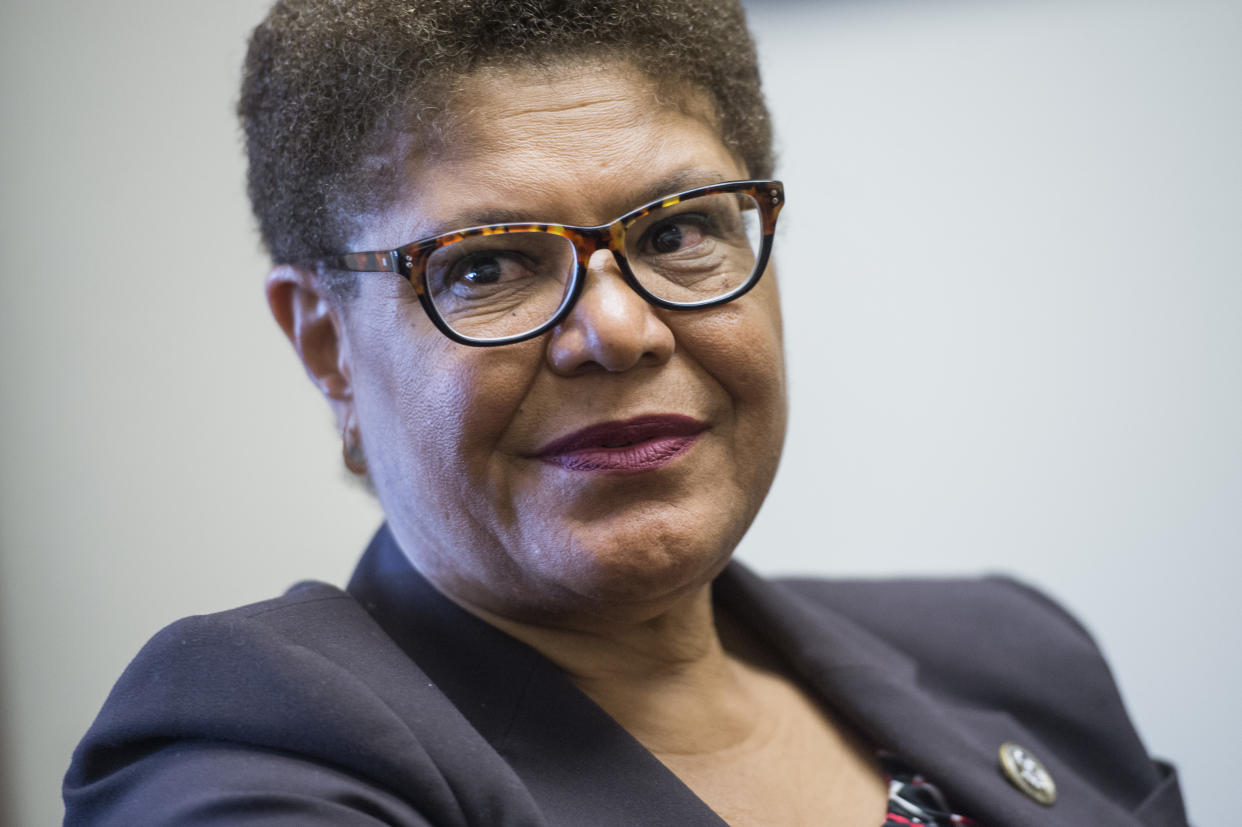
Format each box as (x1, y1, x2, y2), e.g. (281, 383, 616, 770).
(335, 63, 786, 624)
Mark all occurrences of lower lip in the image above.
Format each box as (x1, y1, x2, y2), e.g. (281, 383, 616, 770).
(539, 435, 700, 472)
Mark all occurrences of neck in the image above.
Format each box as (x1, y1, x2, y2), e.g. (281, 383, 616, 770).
(466, 583, 765, 756)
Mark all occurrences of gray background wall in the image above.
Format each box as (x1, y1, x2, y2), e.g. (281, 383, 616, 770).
(1, 0, 1237, 824)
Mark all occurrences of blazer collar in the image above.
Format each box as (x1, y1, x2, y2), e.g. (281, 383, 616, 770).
(349, 525, 1142, 827)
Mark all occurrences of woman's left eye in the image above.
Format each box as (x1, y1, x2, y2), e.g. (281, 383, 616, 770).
(645, 217, 708, 255)
(453, 253, 532, 287)
(462, 257, 505, 284)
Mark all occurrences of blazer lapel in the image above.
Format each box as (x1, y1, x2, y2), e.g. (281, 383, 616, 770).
(494, 652, 728, 827)
(349, 526, 725, 827)
(714, 563, 1146, 827)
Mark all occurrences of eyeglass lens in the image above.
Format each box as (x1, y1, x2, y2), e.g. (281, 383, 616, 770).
(424, 190, 763, 341)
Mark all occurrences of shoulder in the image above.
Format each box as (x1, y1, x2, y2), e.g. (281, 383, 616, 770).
(773, 574, 1123, 718)
(73, 582, 411, 749)
(64, 584, 477, 825)
(785, 573, 1105, 659)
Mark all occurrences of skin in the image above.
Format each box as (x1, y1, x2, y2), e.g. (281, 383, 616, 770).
(268, 61, 885, 825)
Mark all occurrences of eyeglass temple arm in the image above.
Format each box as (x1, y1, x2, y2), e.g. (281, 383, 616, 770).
(313, 250, 402, 274)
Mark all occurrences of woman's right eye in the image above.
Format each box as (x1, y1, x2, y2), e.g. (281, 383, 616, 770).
(441, 252, 533, 292)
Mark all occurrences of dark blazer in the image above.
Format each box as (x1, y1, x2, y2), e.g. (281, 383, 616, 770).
(65, 526, 1188, 826)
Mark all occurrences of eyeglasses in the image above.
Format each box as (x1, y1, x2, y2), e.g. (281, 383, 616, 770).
(310, 179, 784, 346)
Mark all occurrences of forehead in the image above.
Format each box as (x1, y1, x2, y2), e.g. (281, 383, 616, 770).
(353, 62, 746, 250)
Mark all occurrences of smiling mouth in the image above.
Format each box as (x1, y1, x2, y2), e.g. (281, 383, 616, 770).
(533, 414, 708, 472)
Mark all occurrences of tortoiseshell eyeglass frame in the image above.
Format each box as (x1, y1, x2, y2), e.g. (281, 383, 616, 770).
(308, 179, 785, 347)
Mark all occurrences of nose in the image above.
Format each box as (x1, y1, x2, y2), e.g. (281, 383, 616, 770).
(546, 249, 675, 375)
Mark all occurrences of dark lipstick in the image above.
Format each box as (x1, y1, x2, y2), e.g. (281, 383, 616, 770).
(533, 414, 707, 472)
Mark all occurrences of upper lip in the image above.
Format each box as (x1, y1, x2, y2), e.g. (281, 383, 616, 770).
(532, 414, 708, 457)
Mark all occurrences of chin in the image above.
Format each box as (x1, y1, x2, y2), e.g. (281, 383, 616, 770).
(524, 514, 742, 609)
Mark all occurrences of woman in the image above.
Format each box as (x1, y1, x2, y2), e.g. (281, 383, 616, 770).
(65, 1, 1186, 825)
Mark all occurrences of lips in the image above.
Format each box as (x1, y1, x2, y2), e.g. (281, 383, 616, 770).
(532, 414, 708, 472)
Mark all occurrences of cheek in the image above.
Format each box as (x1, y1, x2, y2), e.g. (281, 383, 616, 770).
(739, 274, 786, 407)
(687, 276, 786, 413)
(348, 305, 542, 518)
(686, 277, 788, 486)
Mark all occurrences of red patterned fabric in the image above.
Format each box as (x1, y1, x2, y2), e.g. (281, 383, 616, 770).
(881, 754, 979, 826)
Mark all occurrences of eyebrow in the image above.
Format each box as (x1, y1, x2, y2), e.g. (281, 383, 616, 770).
(427, 168, 737, 236)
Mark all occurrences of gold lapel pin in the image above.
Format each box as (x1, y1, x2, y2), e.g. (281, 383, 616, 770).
(999, 742, 1057, 806)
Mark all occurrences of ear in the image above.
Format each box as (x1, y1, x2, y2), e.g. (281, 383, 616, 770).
(266, 265, 353, 425)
